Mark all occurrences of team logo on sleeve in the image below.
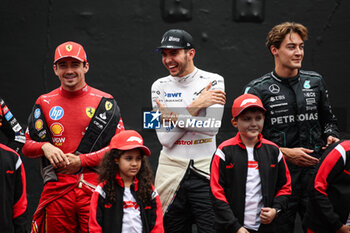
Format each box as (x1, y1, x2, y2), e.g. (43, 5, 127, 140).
(4, 111, 13, 121)
(49, 106, 64, 120)
(34, 108, 41, 118)
(105, 101, 113, 111)
(35, 119, 43, 131)
(86, 107, 95, 118)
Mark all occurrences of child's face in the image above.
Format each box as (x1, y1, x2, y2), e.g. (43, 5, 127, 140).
(115, 148, 142, 182)
(232, 110, 265, 141)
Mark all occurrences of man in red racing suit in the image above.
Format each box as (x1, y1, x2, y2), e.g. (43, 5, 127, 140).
(22, 41, 124, 233)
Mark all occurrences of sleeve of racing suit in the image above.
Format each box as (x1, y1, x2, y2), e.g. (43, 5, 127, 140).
(318, 78, 340, 140)
(176, 74, 225, 135)
(243, 79, 258, 95)
(309, 143, 346, 231)
(151, 81, 187, 148)
(150, 187, 164, 233)
(88, 184, 104, 233)
(210, 147, 242, 233)
(22, 127, 47, 158)
(80, 118, 125, 167)
(13, 152, 28, 233)
(245, 85, 263, 100)
(0, 98, 26, 153)
(22, 98, 48, 158)
(272, 150, 292, 212)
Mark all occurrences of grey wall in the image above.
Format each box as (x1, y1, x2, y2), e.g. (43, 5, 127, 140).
(1, 0, 349, 219)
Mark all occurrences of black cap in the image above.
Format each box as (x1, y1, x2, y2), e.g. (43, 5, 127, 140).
(157, 29, 194, 50)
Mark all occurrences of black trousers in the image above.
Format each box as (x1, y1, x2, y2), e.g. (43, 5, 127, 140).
(164, 169, 215, 233)
(276, 163, 316, 233)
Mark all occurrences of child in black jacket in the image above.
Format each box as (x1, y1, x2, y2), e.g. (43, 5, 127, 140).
(303, 140, 350, 233)
(210, 94, 292, 233)
(88, 130, 164, 233)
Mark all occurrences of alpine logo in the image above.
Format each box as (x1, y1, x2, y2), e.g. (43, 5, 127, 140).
(168, 36, 180, 42)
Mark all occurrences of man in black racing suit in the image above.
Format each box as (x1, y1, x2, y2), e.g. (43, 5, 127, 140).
(244, 22, 339, 233)
(0, 97, 25, 152)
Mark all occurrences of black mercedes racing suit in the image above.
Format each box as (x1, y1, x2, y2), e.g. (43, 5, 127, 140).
(244, 70, 339, 233)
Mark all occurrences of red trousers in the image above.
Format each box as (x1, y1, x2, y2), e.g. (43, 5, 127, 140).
(44, 186, 93, 233)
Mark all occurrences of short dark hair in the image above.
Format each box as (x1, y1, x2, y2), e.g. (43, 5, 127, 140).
(266, 22, 308, 50)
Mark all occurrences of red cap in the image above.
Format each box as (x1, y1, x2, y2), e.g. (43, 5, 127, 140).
(54, 41, 87, 63)
(109, 130, 151, 156)
(232, 93, 266, 118)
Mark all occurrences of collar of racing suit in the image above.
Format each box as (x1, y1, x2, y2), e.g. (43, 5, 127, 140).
(271, 70, 300, 85)
(171, 67, 198, 85)
(59, 84, 90, 98)
(115, 172, 139, 191)
(234, 132, 263, 150)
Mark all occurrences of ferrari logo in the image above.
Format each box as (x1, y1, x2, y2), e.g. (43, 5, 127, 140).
(86, 107, 95, 118)
(105, 101, 113, 111)
(66, 44, 73, 52)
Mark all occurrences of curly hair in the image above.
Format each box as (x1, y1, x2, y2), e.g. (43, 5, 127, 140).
(266, 22, 308, 50)
(99, 149, 154, 205)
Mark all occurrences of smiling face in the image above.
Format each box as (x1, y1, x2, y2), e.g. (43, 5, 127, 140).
(232, 109, 265, 147)
(271, 32, 304, 77)
(115, 148, 142, 186)
(53, 57, 89, 91)
(161, 48, 195, 77)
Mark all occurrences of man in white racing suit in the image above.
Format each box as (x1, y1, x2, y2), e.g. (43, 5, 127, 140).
(151, 29, 226, 233)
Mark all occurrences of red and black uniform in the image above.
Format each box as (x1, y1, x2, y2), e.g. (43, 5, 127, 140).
(88, 173, 164, 233)
(22, 85, 124, 233)
(0, 97, 26, 152)
(210, 133, 291, 233)
(303, 140, 350, 233)
(0, 143, 28, 233)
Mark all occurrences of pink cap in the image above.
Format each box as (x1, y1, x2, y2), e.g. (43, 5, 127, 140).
(232, 93, 266, 118)
(109, 130, 151, 156)
(54, 41, 87, 63)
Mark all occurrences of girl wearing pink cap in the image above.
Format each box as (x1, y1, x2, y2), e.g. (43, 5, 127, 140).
(88, 130, 164, 233)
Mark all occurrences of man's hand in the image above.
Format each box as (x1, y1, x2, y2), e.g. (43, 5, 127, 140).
(56, 153, 82, 174)
(236, 227, 249, 233)
(322, 135, 340, 150)
(260, 207, 277, 225)
(155, 99, 178, 123)
(280, 147, 319, 167)
(336, 225, 350, 233)
(187, 82, 226, 116)
(41, 143, 69, 169)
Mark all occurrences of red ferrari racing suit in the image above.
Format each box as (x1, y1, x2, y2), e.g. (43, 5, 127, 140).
(23, 85, 124, 233)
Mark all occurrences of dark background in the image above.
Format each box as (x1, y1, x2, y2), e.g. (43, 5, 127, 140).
(1, 0, 349, 227)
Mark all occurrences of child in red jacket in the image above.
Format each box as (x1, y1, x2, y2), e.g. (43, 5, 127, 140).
(210, 94, 292, 233)
(88, 130, 164, 233)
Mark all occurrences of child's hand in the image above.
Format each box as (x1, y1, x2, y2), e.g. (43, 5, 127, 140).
(236, 227, 249, 233)
(260, 207, 277, 224)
